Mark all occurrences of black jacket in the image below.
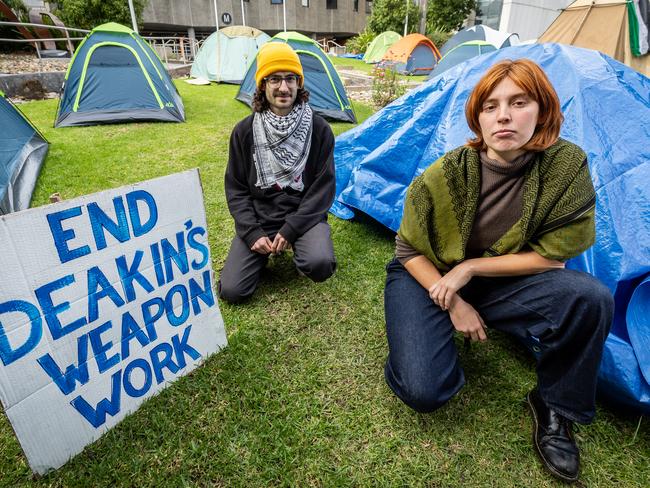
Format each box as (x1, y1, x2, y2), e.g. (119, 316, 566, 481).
(224, 112, 335, 246)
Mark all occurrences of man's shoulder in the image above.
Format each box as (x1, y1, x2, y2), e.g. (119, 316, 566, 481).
(311, 113, 334, 138)
(232, 113, 255, 136)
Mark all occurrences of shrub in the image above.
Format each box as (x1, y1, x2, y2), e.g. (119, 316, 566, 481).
(346, 28, 375, 55)
(371, 65, 405, 108)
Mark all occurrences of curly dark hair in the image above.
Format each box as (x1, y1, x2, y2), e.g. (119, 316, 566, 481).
(252, 84, 310, 113)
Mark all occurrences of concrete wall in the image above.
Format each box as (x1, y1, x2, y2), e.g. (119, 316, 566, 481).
(142, 0, 370, 38)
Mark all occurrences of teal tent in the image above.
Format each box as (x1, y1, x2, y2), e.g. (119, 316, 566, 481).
(1, 91, 48, 214)
(236, 31, 356, 123)
(55, 23, 184, 127)
(191, 26, 270, 83)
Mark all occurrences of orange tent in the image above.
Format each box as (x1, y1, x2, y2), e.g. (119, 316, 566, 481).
(381, 33, 442, 75)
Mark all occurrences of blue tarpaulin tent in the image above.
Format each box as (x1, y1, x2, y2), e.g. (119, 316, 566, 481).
(332, 43, 650, 413)
(236, 31, 356, 123)
(0, 91, 48, 215)
(55, 22, 184, 127)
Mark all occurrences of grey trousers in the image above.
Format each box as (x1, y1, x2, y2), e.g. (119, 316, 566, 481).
(218, 222, 336, 303)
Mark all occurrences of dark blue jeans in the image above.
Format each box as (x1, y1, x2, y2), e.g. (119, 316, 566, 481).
(384, 258, 614, 424)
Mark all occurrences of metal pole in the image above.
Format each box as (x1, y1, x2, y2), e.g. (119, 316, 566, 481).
(213, 0, 219, 30)
(241, 0, 246, 26)
(128, 0, 138, 32)
(419, 0, 427, 34)
(283, 0, 287, 32)
(404, 0, 409, 36)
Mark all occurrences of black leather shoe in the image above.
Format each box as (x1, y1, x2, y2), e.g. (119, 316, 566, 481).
(526, 388, 580, 483)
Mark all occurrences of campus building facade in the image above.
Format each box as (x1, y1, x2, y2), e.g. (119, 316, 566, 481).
(142, 0, 372, 39)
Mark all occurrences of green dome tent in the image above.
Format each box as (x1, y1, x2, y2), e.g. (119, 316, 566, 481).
(55, 23, 185, 127)
(191, 26, 270, 84)
(236, 31, 356, 123)
(363, 31, 401, 64)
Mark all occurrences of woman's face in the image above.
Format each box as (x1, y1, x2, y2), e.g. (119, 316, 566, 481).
(478, 77, 540, 164)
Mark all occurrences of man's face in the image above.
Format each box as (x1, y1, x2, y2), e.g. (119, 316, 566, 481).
(263, 71, 299, 116)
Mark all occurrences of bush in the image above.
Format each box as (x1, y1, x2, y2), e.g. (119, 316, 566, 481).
(428, 29, 453, 49)
(345, 29, 375, 55)
(371, 65, 405, 108)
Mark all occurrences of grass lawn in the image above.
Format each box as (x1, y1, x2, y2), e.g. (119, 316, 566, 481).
(1, 81, 648, 487)
(328, 55, 429, 83)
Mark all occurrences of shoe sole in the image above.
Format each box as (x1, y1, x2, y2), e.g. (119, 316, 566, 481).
(527, 391, 579, 483)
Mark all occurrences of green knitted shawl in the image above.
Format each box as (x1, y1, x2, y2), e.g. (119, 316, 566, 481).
(397, 138, 596, 272)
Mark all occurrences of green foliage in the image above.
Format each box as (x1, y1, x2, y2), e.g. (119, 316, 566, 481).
(367, 0, 421, 36)
(427, 28, 453, 49)
(1, 0, 28, 21)
(426, 0, 477, 32)
(54, 0, 147, 30)
(346, 28, 375, 55)
(372, 65, 406, 107)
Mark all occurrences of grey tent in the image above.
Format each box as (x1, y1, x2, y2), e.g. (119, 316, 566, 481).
(1, 91, 48, 214)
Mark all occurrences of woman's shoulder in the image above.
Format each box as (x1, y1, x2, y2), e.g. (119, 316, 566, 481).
(539, 138, 587, 167)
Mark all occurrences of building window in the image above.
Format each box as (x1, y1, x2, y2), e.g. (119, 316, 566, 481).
(354, 0, 358, 11)
(365, 1, 372, 14)
(302, 0, 309, 5)
(326, 0, 337, 9)
(271, 0, 282, 4)
(475, 0, 503, 30)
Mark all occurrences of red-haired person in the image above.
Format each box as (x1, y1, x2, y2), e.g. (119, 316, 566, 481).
(384, 59, 613, 482)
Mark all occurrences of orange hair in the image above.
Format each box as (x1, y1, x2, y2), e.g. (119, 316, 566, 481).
(465, 59, 563, 151)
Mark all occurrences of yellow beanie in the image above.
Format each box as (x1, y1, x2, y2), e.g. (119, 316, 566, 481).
(255, 42, 304, 89)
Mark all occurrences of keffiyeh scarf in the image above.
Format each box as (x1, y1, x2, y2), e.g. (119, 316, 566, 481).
(398, 138, 596, 271)
(253, 102, 313, 191)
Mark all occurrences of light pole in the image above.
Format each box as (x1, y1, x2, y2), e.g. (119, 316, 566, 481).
(404, 0, 409, 36)
(128, 0, 138, 33)
(241, 0, 246, 26)
(213, 0, 219, 30)
(283, 0, 287, 32)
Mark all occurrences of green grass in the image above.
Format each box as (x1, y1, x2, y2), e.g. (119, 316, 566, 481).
(329, 55, 429, 83)
(1, 81, 648, 487)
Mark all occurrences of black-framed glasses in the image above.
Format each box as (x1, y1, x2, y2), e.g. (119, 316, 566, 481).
(265, 75, 300, 88)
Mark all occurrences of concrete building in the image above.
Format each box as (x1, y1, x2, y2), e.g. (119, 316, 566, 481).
(142, 0, 372, 39)
(473, 0, 573, 41)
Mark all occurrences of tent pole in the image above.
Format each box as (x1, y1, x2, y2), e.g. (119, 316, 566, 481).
(128, 0, 138, 33)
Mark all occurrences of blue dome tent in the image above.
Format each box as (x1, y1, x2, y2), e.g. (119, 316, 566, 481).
(331, 43, 650, 413)
(0, 91, 48, 215)
(235, 31, 356, 123)
(55, 22, 184, 127)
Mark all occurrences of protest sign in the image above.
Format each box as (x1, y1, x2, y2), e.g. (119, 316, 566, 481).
(0, 169, 226, 474)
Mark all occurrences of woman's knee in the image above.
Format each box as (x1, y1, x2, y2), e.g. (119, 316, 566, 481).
(385, 360, 464, 413)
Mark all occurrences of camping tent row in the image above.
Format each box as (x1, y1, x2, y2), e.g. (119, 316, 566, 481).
(380, 33, 442, 75)
(428, 25, 519, 80)
(237, 31, 356, 123)
(191, 26, 271, 83)
(0, 91, 48, 215)
(539, 0, 650, 77)
(55, 22, 185, 127)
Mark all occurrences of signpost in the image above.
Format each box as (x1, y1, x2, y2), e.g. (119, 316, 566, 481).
(0, 170, 227, 474)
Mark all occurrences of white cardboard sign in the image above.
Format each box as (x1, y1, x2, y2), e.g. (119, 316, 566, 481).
(0, 169, 227, 474)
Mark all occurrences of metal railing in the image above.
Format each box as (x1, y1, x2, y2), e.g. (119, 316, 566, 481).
(1, 21, 199, 65)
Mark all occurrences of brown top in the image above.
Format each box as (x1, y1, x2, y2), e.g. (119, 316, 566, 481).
(396, 151, 534, 265)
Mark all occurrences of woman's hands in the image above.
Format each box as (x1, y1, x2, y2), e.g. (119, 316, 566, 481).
(428, 261, 473, 310)
(448, 296, 488, 342)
